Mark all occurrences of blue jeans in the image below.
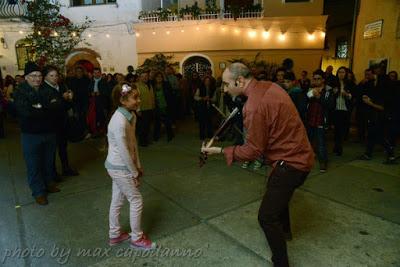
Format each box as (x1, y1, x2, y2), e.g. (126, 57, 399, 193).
(21, 133, 57, 198)
(307, 127, 328, 163)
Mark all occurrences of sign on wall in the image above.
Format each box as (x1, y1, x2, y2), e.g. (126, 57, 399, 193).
(363, 20, 383, 39)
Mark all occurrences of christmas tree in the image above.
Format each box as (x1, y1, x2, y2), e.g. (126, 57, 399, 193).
(24, 0, 91, 71)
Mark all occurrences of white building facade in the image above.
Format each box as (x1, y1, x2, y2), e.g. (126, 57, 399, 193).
(0, 0, 145, 76)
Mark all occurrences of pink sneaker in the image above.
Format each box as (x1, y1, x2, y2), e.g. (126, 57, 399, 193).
(130, 234, 156, 250)
(109, 232, 130, 246)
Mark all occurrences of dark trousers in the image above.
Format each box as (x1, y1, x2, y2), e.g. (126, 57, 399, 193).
(21, 133, 57, 198)
(198, 109, 213, 140)
(333, 110, 349, 154)
(307, 127, 328, 163)
(258, 161, 309, 267)
(56, 130, 70, 172)
(366, 119, 384, 157)
(384, 115, 400, 158)
(0, 112, 4, 138)
(153, 109, 173, 141)
(137, 110, 153, 146)
(355, 108, 367, 141)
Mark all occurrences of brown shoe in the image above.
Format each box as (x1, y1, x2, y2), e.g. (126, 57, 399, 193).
(47, 185, 61, 193)
(35, 196, 48, 205)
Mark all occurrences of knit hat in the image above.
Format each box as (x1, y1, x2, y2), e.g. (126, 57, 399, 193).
(24, 61, 40, 76)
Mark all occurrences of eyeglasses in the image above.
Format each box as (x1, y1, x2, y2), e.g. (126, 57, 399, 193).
(28, 74, 42, 79)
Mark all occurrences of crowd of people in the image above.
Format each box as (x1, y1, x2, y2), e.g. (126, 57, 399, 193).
(0, 60, 399, 204)
(237, 64, 400, 172)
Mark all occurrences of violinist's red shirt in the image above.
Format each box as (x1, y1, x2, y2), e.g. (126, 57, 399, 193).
(223, 79, 314, 172)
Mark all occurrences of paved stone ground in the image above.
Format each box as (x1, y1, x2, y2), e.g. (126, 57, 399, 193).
(0, 119, 399, 267)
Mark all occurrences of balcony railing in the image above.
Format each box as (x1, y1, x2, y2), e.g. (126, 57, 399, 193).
(139, 11, 263, 23)
(0, 0, 28, 19)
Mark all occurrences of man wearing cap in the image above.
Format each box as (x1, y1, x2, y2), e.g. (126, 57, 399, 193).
(14, 62, 62, 205)
(202, 63, 314, 267)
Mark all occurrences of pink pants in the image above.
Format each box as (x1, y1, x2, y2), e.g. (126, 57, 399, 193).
(107, 169, 143, 241)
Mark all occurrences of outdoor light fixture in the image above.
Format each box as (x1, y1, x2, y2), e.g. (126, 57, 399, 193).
(307, 33, 315, 40)
(278, 33, 286, 41)
(262, 31, 270, 39)
(248, 30, 257, 38)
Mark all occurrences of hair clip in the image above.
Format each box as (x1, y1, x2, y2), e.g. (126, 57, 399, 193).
(121, 84, 132, 96)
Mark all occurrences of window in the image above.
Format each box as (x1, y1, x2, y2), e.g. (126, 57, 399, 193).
(141, 0, 177, 11)
(71, 0, 116, 7)
(283, 0, 312, 3)
(15, 40, 35, 70)
(335, 39, 348, 59)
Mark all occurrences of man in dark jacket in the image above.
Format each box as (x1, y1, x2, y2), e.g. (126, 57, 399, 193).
(14, 62, 62, 205)
(42, 65, 79, 177)
(88, 67, 110, 135)
(67, 66, 91, 137)
(306, 69, 335, 172)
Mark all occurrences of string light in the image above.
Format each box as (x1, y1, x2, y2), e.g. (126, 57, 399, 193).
(262, 31, 270, 39)
(88, 33, 92, 38)
(72, 32, 76, 37)
(19, 30, 24, 34)
(53, 31, 58, 37)
(180, 29, 185, 33)
(248, 30, 257, 38)
(38, 31, 41, 35)
(307, 33, 315, 41)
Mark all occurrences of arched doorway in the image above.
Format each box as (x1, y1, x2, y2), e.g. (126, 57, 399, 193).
(65, 48, 101, 74)
(182, 55, 212, 79)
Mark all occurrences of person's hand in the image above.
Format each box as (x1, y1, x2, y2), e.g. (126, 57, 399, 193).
(133, 177, 141, 187)
(201, 142, 223, 156)
(362, 95, 371, 104)
(312, 88, 321, 98)
(137, 168, 144, 178)
(62, 92, 70, 100)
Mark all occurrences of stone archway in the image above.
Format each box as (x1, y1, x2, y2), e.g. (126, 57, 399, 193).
(65, 48, 101, 74)
(181, 54, 212, 79)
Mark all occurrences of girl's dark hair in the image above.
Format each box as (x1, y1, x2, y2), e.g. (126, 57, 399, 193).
(336, 66, 349, 80)
(111, 83, 138, 111)
(42, 65, 59, 78)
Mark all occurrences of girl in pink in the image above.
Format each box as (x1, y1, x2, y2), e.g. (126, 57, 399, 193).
(105, 83, 156, 250)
